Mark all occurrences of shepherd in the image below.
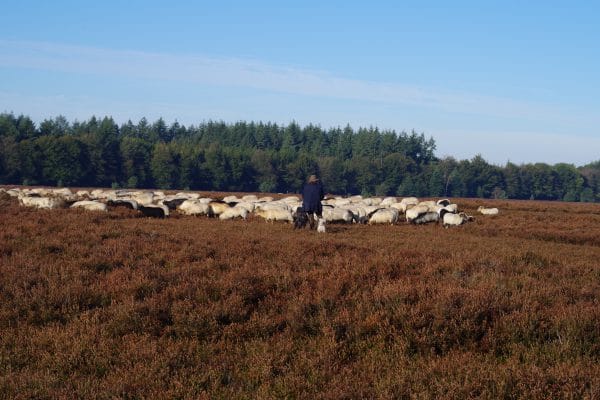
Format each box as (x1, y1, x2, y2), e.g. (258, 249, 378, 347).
(302, 174, 325, 229)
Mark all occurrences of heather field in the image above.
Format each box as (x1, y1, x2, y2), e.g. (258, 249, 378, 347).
(1, 192, 599, 399)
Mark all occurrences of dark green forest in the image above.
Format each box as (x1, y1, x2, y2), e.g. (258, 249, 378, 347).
(1, 113, 599, 202)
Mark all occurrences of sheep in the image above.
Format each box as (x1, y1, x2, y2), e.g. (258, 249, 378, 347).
(391, 197, 419, 213)
(347, 205, 368, 222)
(478, 206, 499, 215)
(379, 196, 398, 206)
(332, 198, 351, 207)
(412, 211, 440, 225)
(219, 206, 249, 220)
(234, 201, 255, 213)
(138, 204, 169, 218)
(400, 197, 419, 205)
(6, 189, 21, 197)
(255, 202, 290, 212)
(254, 208, 293, 223)
(18, 195, 65, 209)
(437, 198, 451, 207)
(177, 200, 210, 216)
(439, 209, 473, 227)
(208, 201, 231, 216)
(417, 200, 437, 209)
(281, 196, 300, 203)
(70, 200, 107, 212)
(107, 199, 138, 210)
(442, 203, 459, 214)
(405, 204, 430, 223)
(131, 192, 154, 205)
(161, 197, 188, 210)
(368, 208, 399, 225)
(322, 206, 354, 223)
(242, 194, 258, 202)
(223, 195, 240, 204)
(76, 190, 91, 198)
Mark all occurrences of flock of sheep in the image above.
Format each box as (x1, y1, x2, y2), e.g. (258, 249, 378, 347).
(1, 187, 500, 229)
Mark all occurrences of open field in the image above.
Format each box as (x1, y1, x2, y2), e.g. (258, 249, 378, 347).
(1, 192, 599, 399)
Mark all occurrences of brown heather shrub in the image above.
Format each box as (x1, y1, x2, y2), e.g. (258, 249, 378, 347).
(0, 194, 599, 399)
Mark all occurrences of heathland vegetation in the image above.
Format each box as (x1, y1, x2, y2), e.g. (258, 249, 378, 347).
(1, 113, 599, 202)
(0, 192, 599, 398)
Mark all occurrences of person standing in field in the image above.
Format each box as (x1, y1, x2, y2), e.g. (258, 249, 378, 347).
(302, 174, 325, 229)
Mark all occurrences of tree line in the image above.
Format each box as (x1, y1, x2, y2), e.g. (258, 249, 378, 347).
(0, 113, 598, 202)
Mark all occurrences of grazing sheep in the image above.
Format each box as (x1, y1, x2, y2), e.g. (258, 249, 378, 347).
(392, 197, 419, 213)
(223, 195, 240, 204)
(254, 208, 293, 223)
(437, 198, 451, 207)
(208, 201, 231, 216)
(411, 211, 440, 225)
(234, 201, 255, 213)
(131, 192, 154, 205)
(379, 196, 398, 206)
(440, 209, 473, 227)
(478, 206, 499, 215)
(417, 200, 437, 209)
(405, 204, 430, 223)
(219, 206, 249, 220)
(6, 189, 21, 197)
(107, 199, 138, 210)
(70, 200, 107, 212)
(442, 203, 459, 214)
(255, 202, 290, 212)
(368, 208, 399, 225)
(178, 200, 212, 216)
(322, 207, 354, 223)
(76, 190, 91, 198)
(162, 198, 188, 210)
(18, 195, 65, 209)
(138, 204, 169, 218)
(281, 196, 301, 203)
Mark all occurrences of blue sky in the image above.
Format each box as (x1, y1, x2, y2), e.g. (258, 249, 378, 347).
(1, 1, 598, 165)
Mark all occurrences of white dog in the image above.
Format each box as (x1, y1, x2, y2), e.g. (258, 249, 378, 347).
(317, 217, 326, 233)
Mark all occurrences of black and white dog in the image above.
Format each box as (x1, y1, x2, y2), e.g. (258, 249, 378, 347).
(293, 206, 309, 229)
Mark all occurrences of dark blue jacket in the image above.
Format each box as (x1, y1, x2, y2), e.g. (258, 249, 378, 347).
(302, 181, 324, 214)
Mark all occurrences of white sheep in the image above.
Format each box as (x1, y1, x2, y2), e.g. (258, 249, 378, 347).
(254, 208, 293, 223)
(368, 208, 399, 225)
(219, 206, 249, 220)
(478, 206, 499, 215)
(440, 210, 473, 227)
(322, 207, 354, 223)
(70, 200, 107, 212)
(405, 204, 430, 223)
(234, 201, 255, 213)
(222, 195, 240, 204)
(379, 196, 398, 206)
(178, 200, 212, 216)
(18, 195, 65, 209)
(208, 201, 231, 216)
(411, 211, 440, 225)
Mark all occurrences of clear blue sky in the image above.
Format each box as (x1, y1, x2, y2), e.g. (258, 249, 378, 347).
(1, 1, 598, 165)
